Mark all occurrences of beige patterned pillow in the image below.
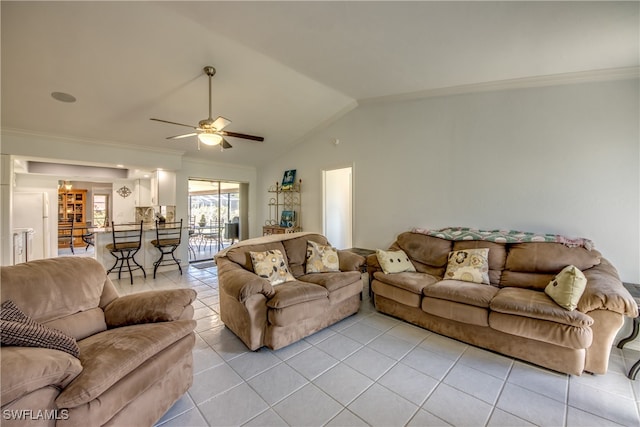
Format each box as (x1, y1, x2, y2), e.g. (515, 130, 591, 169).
(0, 300, 80, 358)
(306, 240, 340, 273)
(250, 249, 296, 286)
(444, 248, 490, 284)
(545, 265, 587, 311)
(376, 249, 416, 274)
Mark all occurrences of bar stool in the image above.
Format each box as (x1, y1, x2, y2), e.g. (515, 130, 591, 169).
(151, 219, 183, 278)
(106, 221, 146, 284)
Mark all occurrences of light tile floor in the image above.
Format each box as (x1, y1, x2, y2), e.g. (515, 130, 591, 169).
(108, 264, 640, 427)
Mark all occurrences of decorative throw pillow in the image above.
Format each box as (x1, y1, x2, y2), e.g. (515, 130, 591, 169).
(545, 265, 587, 311)
(444, 248, 490, 284)
(306, 240, 340, 273)
(376, 249, 416, 274)
(0, 300, 80, 358)
(250, 249, 296, 286)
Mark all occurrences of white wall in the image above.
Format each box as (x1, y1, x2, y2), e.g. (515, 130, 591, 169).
(258, 79, 640, 283)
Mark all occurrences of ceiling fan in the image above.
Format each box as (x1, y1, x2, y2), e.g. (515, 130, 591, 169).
(151, 66, 264, 150)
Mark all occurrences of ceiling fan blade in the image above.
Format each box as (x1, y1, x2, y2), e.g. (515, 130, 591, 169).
(167, 133, 197, 140)
(150, 118, 197, 129)
(221, 138, 233, 149)
(212, 116, 231, 131)
(220, 130, 264, 142)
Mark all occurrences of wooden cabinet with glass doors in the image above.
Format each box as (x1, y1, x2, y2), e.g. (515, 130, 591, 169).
(58, 189, 87, 248)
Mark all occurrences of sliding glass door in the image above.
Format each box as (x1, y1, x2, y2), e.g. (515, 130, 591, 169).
(188, 179, 243, 262)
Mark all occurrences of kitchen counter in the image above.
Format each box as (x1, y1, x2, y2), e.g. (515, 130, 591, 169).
(93, 224, 187, 278)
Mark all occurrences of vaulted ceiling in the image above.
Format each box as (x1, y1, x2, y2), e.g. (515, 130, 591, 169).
(2, 1, 638, 168)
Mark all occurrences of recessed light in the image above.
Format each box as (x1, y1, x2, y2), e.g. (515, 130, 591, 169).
(51, 92, 76, 103)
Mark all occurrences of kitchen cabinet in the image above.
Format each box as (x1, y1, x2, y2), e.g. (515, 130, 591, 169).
(150, 170, 176, 206)
(135, 179, 151, 206)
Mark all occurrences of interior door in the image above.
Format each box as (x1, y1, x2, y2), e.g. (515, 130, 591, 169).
(323, 166, 353, 249)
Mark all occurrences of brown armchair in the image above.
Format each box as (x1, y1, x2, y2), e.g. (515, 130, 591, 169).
(0, 257, 197, 426)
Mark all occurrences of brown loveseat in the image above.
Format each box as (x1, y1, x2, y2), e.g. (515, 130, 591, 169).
(215, 232, 365, 350)
(368, 231, 638, 375)
(0, 257, 197, 426)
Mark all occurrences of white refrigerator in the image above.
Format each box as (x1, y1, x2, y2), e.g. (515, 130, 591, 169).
(13, 192, 50, 262)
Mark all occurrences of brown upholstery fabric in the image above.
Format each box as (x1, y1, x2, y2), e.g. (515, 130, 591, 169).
(1, 300, 80, 357)
(56, 319, 195, 408)
(217, 232, 363, 351)
(394, 232, 452, 270)
(422, 297, 490, 326)
(282, 234, 329, 277)
(225, 241, 286, 271)
(44, 308, 107, 341)
(217, 257, 275, 302)
(1, 387, 59, 427)
(60, 335, 194, 427)
(373, 271, 439, 295)
(1, 346, 82, 404)
(298, 271, 362, 292)
(499, 271, 556, 291)
(423, 280, 499, 308)
(375, 294, 586, 375)
(266, 282, 328, 309)
(452, 241, 506, 284)
(0, 257, 109, 326)
(579, 259, 638, 316)
(268, 299, 330, 326)
(490, 288, 594, 327)
(372, 279, 422, 308)
(489, 312, 592, 350)
(104, 289, 197, 327)
(505, 243, 601, 273)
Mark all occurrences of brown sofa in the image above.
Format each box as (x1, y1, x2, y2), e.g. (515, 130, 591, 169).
(215, 232, 365, 350)
(0, 257, 197, 426)
(368, 231, 638, 375)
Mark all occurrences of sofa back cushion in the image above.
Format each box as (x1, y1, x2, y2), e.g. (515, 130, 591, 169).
(393, 232, 452, 277)
(0, 257, 111, 340)
(501, 243, 601, 290)
(226, 241, 287, 271)
(452, 241, 507, 285)
(282, 234, 329, 277)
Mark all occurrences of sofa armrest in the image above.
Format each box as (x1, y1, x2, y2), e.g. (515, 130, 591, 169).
(217, 257, 275, 303)
(578, 259, 638, 317)
(103, 289, 197, 328)
(1, 346, 82, 404)
(337, 250, 365, 272)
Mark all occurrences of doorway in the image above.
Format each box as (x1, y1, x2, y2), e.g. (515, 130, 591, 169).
(323, 166, 353, 249)
(188, 179, 245, 262)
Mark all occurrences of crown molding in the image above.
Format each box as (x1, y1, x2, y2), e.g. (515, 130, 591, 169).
(358, 67, 640, 105)
(1, 128, 186, 156)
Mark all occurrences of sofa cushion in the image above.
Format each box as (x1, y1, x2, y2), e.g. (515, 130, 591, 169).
(444, 249, 490, 284)
(394, 232, 452, 275)
(55, 319, 195, 408)
(298, 271, 362, 293)
(545, 265, 588, 311)
(266, 282, 329, 309)
(423, 280, 499, 308)
(422, 297, 491, 327)
(1, 346, 83, 404)
(226, 241, 286, 271)
(268, 299, 330, 326)
(283, 234, 330, 277)
(306, 240, 340, 273)
(489, 312, 593, 350)
(0, 257, 108, 328)
(452, 241, 506, 284)
(373, 271, 439, 295)
(1, 300, 80, 358)
(490, 288, 593, 328)
(376, 249, 416, 274)
(250, 249, 296, 286)
(505, 243, 601, 274)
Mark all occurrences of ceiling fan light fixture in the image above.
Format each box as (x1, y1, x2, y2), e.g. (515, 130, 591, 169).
(198, 133, 222, 146)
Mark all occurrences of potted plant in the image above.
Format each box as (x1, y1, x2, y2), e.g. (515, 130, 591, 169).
(198, 214, 207, 227)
